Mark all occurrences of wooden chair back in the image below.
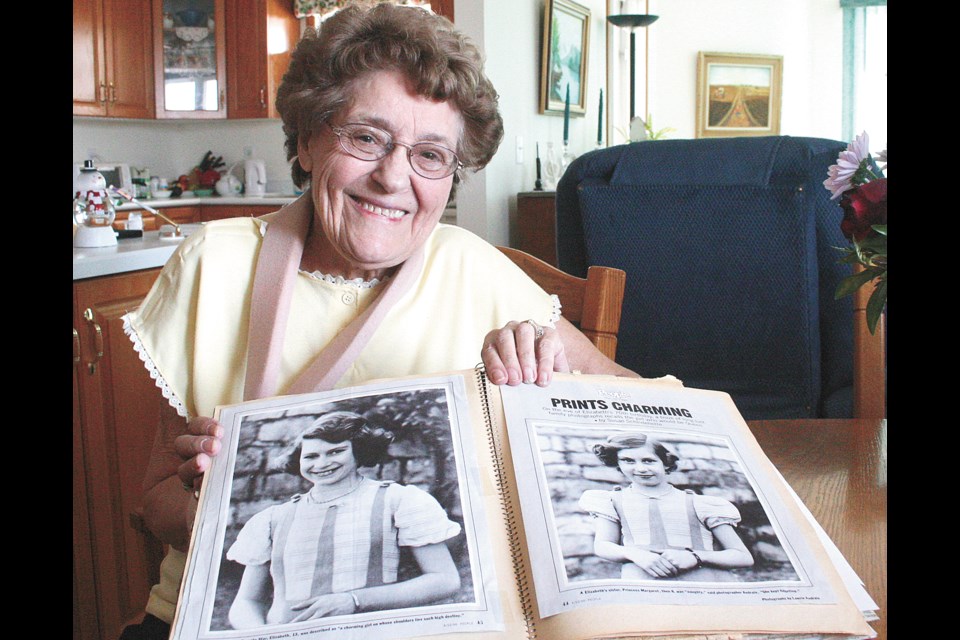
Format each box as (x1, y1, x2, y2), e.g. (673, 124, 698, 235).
(498, 246, 626, 360)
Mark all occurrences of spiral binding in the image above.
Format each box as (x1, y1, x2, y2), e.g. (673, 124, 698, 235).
(473, 365, 538, 640)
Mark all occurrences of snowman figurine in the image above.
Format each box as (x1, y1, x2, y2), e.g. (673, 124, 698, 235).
(74, 161, 116, 228)
(74, 161, 117, 247)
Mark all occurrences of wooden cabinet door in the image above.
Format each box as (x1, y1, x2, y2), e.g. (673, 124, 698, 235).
(73, 269, 164, 640)
(74, 0, 107, 116)
(114, 205, 200, 230)
(74, 0, 154, 118)
(226, 0, 298, 118)
(103, 0, 155, 118)
(200, 203, 279, 221)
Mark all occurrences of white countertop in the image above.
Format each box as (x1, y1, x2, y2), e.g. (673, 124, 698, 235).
(73, 224, 206, 281)
(75, 195, 298, 280)
(115, 194, 298, 210)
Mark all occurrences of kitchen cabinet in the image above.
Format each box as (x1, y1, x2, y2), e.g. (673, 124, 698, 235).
(73, 0, 155, 118)
(114, 205, 200, 230)
(199, 203, 279, 221)
(73, 269, 166, 640)
(153, 0, 228, 118)
(225, 0, 300, 119)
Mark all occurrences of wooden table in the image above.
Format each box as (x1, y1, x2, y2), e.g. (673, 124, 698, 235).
(747, 419, 887, 640)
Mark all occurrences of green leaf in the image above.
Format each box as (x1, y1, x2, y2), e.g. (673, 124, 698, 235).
(856, 234, 887, 253)
(865, 279, 887, 335)
(834, 269, 881, 299)
(871, 224, 887, 236)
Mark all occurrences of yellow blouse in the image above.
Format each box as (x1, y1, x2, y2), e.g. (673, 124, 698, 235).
(124, 216, 560, 419)
(122, 215, 560, 624)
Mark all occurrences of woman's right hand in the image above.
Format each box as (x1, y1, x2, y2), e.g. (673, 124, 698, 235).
(141, 405, 225, 551)
(174, 416, 224, 492)
(626, 548, 680, 578)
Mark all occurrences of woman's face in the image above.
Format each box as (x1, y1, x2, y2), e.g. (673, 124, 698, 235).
(617, 444, 668, 489)
(299, 69, 463, 280)
(299, 438, 359, 487)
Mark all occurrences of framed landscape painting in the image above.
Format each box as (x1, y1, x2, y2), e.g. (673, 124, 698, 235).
(696, 52, 783, 138)
(540, 0, 590, 115)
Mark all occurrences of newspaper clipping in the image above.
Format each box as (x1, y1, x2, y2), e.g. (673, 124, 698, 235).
(171, 374, 503, 640)
(498, 377, 841, 619)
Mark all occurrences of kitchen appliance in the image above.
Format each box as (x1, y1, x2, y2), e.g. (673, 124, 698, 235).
(74, 161, 133, 196)
(74, 160, 118, 247)
(244, 159, 267, 197)
(216, 162, 243, 196)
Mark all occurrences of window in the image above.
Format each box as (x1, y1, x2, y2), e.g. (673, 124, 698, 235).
(842, 1, 887, 151)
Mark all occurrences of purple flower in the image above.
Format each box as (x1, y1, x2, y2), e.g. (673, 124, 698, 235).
(823, 131, 871, 200)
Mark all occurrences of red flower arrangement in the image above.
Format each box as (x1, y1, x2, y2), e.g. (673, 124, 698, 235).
(823, 132, 886, 335)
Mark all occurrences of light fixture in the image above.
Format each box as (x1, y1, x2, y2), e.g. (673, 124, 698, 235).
(607, 12, 658, 131)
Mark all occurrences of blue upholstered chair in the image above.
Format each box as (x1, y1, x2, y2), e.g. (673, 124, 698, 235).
(556, 135, 875, 420)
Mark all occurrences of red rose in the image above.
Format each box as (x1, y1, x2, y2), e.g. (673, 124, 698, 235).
(839, 178, 887, 242)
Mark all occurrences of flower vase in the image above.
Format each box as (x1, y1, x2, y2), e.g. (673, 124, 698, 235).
(543, 142, 564, 191)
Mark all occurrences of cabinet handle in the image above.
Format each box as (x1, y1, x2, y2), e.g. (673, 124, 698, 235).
(99, 82, 107, 105)
(83, 308, 103, 374)
(109, 81, 117, 103)
(73, 328, 81, 365)
(260, 87, 267, 109)
(220, 88, 225, 109)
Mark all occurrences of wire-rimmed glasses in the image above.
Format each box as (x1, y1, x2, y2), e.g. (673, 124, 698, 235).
(327, 122, 462, 180)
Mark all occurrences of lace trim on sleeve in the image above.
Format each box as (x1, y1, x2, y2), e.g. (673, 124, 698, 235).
(122, 312, 189, 419)
(547, 294, 561, 328)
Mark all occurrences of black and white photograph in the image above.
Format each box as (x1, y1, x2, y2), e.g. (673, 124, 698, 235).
(536, 425, 801, 585)
(172, 378, 504, 640)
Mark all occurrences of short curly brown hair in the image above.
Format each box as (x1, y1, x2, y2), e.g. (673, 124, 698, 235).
(276, 3, 504, 194)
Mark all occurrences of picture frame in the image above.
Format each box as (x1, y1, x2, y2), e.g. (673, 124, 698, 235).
(540, 0, 591, 115)
(695, 52, 783, 138)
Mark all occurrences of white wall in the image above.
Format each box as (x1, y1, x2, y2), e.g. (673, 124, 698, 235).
(72, 118, 295, 195)
(456, 0, 847, 246)
(455, 0, 608, 245)
(72, 0, 848, 245)
(643, 0, 844, 142)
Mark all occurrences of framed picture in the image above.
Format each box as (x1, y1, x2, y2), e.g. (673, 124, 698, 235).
(540, 0, 591, 115)
(695, 52, 783, 138)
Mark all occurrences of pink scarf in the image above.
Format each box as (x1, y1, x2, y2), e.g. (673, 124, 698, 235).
(243, 194, 425, 400)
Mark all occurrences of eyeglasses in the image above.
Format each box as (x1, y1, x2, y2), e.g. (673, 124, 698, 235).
(327, 122, 463, 180)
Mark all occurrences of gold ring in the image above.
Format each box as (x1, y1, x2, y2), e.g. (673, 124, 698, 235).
(524, 319, 545, 339)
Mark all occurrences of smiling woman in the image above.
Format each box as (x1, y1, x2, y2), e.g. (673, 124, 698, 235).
(119, 5, 635, 638)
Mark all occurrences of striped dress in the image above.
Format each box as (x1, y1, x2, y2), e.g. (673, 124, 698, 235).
(227, 478, 461, 623)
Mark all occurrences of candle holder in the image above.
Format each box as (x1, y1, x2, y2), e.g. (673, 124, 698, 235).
(560, 141, 577, 177)
(543, 142, 563, 191)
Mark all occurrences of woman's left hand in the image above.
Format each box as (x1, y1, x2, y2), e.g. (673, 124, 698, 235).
(482, 320, 570, 387)
(289, 593, 356, 622)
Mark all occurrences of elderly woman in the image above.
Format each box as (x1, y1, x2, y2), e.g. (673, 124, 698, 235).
(119, 4, 636, 639)
(227, 411, 461, 628)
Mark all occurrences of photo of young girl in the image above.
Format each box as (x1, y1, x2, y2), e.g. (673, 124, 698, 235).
(207, 387, 474, 632)
(578, 432, 753, 582)
(225, 411, 462, 627)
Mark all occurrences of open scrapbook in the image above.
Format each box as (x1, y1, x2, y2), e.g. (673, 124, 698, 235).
(170, 370, 877, 640)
